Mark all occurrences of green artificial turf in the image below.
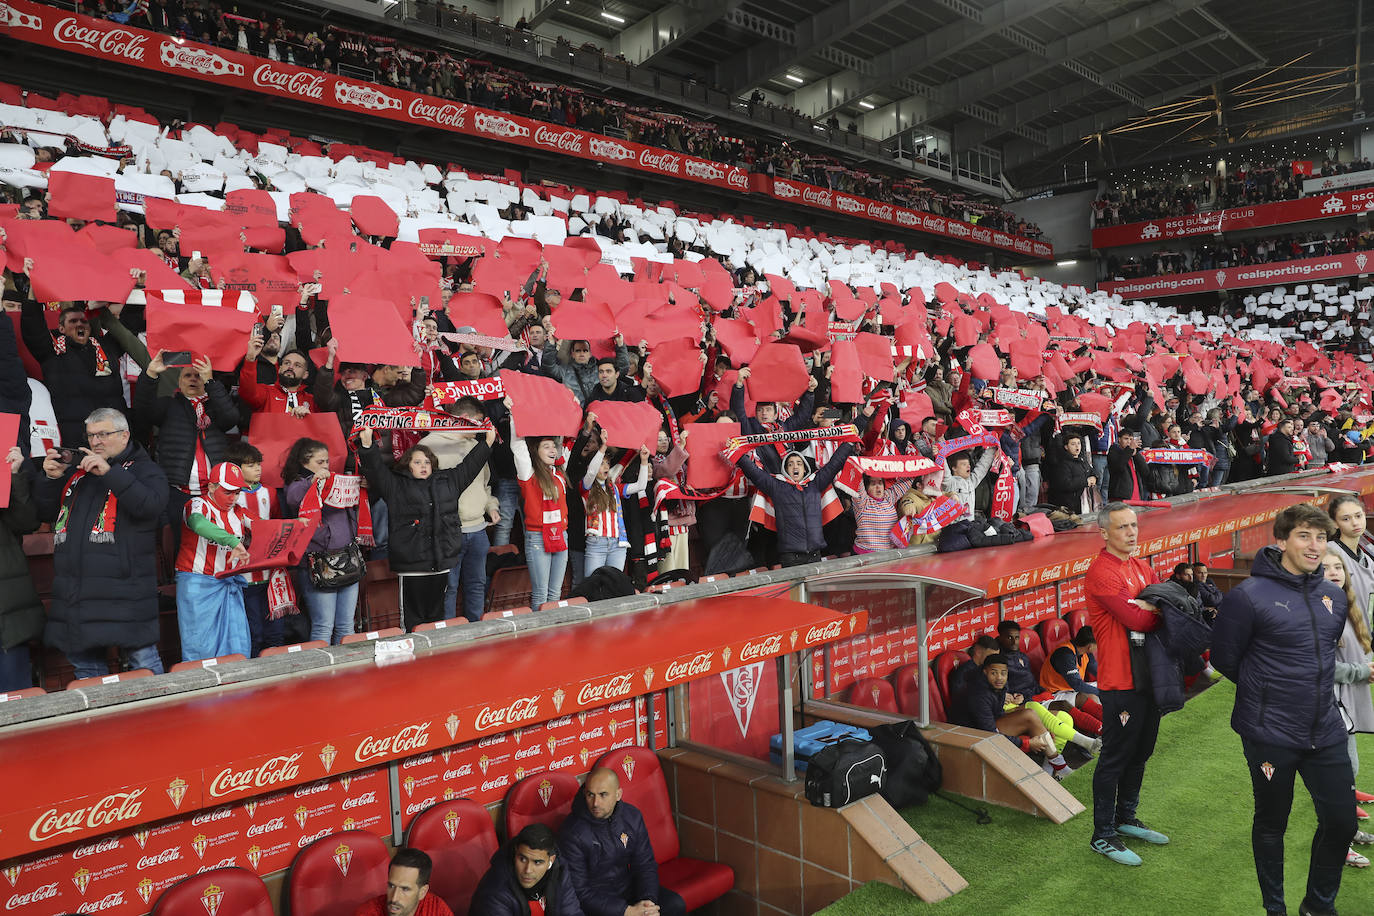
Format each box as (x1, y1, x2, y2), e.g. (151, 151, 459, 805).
(818, 682, 1374, 915)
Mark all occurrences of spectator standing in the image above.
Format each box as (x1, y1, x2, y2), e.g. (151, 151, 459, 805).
(508, 399, 570, 608)
(1085, 502, 1168, 866)
(1212, 504, 1357, 914)
(174, 462, 252, 662)
(357, 425, 493, 627)
(734, 446, 854, 568)
(21, 301, 128, 447)
(36, 408, 168, 678)
(283, 437, 364, 644)
(225, 440, 287, 655)
(581, 443, 647, 577)
(0, 447, 43, 691)
(1043, 432, 1094, 513)
(1265, 418, 1301, 476)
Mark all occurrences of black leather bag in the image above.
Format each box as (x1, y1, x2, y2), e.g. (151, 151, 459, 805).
(307, 542, 365, 590)
(804, 739, 886, 808)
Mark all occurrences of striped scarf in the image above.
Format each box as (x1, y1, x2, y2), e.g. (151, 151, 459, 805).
(54, 465, 126, 545)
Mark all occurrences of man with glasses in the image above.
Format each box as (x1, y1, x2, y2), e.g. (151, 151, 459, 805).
(36, 408, 168, 679)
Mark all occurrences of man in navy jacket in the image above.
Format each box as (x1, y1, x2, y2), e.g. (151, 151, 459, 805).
(558, 768, 684, 916)
(472, 824, 583, 916)
(1213, 503, 1357, 916)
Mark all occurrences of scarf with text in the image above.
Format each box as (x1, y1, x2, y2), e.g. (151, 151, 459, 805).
(722, 425, 861, 466)
(987, 387, 1043, 411)
(1056, 412, 1104, 432)
(990, 450, 1016, 521)
(913, 494, 966, 535)
(426, 377, 507, 406)
(352, 407, 494, 435)
(297, 473, 374, 546)
(54, 465, 128, 545)
(936, 431, 999, 462)
(1139, 448, 1216, 469)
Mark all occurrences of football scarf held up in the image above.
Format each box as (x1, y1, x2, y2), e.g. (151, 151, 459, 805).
(722, 425, 862, 466)
(352, 407, 495, 435)
(427, 377, 507, 406)
(1139, 447, 1217, 469)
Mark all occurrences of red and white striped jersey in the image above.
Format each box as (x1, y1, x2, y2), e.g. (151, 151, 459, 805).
(176, 497, 248, 577)
(233, 485, 278, 584)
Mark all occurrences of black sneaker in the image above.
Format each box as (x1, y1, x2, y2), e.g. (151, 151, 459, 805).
(1298, 902, 1337, 916)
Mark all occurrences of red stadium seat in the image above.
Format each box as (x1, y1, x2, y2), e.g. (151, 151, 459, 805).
(537, 597, 587, 611)
(260, 641, 328, 657)
(1019, 629, 1045, 680)
(153, 866, 271, 916)
(405, 798, 499, 916)
(892, 664, 947, 721)
(595, 747, 733, 911)
(847, 677, 898, 713)
(1037, 618, 1069, 654)
(0, 687, 45, 702)
(170, 654, 247, 672)
(1065, 608, 1090, 636)
(66, 668, 155, 690)
(487, 565, 532, 611)
(414, 619, 467, 631)
(286, 830, 390, 916)
(927, 669, 948, 723)
(934, 650, 970, 706)
(341, 627, 405, 644)
(504, 772, 580, 838)
(481, 607, 531, 620)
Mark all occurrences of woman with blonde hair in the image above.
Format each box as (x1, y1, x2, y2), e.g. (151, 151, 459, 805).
(1321, 545, 1374, 862)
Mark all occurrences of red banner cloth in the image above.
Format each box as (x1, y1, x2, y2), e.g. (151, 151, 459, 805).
(498, 369, 583, 436)
(591, 401, 664, 453)
(250, 412, 347, 488)
(745, 343, 810, 403)
(48, 171, 115, 223)
(329, 295, 421, 367)
(683, 421, 741, 489)
(217, 517, 319, 577)
(145, 293, 260, 371)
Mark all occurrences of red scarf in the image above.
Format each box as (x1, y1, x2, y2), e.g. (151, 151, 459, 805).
(722, 425, 861, 465)
(54, 467, 120, 545)
(185, 395, 211, 496)
(539, 472, 568, 553)
(990, 451, 1016, 521)
(298, 474, 374, 546)
(52, 332, 111, 377)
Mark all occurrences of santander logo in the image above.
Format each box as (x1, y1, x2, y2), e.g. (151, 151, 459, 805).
(253, 64, 325, 99)
(639, 150, 681, 174)
(534, 126, 584, 153)
(53, 17, 147, 59)
(408, 99, 469, 128)
(588, 138, 635, 161)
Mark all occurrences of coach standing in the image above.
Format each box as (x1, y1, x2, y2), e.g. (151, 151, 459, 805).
(1085, 502, 1170, 866)
(1212, 503, 1356, 916)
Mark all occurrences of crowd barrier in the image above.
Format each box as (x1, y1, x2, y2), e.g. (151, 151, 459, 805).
(1, 466, 1371, 914)
(1, 0, 1052, 260)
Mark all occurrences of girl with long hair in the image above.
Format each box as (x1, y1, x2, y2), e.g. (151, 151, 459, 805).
(1320, 546, 1374, 860)
(506, 397, 569, 608)
(282, 437, 363, 644)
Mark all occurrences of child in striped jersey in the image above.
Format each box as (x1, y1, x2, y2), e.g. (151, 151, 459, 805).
(581, 444, 650, 577)
(224, 440, 285, 655)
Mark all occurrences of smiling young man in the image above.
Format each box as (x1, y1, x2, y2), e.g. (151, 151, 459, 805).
(1213, 503, 1357, 916)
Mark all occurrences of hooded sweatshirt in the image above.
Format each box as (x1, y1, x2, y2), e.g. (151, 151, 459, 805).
(736, 445, 854, 554)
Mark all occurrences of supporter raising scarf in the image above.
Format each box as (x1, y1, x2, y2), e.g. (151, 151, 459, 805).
(732, 441, 854, 568)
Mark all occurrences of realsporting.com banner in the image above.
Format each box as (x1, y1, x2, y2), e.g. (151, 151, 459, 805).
(1091, 187, 1374, 249)
(0, 0, 1052, 259)
(1098, 251, 1374, 300)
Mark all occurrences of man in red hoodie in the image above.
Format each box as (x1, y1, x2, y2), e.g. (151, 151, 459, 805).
(1085, 502, 1166, 866)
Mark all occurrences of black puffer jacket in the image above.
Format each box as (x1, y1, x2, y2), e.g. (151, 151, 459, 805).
(1212, 546, 1349, 750)
(558, 793, 660, 916)
(0, 465, 44, 652)
(358, 439, 491, 573)
(134, 371, 238, 488)
(735, 445, 852, 554)
(1043, 439, 1092, 510)
(34, 441, 168, 653)
(470, 837, 585, 916)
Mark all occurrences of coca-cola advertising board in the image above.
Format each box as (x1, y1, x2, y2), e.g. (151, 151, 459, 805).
(0, 767, 388, 916)
(0, 0, 1055, 258)
(1091, 186, 1374, 249)
(1099, 250, 1374, 300)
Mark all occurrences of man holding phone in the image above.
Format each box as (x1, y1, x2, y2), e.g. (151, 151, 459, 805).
(34, 409, 169, 679)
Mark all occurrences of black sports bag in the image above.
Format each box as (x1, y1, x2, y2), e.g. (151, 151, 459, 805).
(804, 739, 887, 808)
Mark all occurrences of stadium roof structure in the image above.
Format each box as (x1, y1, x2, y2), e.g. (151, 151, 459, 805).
(529, 0, 1369, 189)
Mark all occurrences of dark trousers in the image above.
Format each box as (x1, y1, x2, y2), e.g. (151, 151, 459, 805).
(243, 582, 284, 657)
(657, 888, 686, 916)
(779, 550, 823, 568)
(401, 572, 450, 627)
(1241, 738, 1356, 914)
(1092, 688, 1161, 839)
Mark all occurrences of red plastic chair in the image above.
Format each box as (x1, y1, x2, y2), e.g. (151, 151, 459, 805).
(286, 830, 390, 916)
(847, 677, 899, 713)
(341, 627, 405, 644)
(926, 668, 948, 723)
(537, 597, 588, 611)
(1037, 618, 1069, 654)
(260, 641, 328, 657)
(405, 798, 498, 916)
(481, 607, 531, 620)
(1064, 608, 1090, 636)
(934, 650, 970, 707)
(487, 565, 532, 611)
(153, 866, 271, 916)
(414, 619, 467, 631)
(0, 687, 45, 702)
(504, 772, 580, 838)
(594, 748, 733, 911)
(66, 668, 155, 690)
(170, 654, 247, 672)
(1019, 629, 1045, 681)
(892, 664, 947, 721)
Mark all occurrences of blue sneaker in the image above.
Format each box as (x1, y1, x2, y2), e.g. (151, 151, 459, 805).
(1117, 819, 1169, 845)
(1091, 836, 1142, 866)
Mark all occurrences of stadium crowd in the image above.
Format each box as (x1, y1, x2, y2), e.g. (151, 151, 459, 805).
(52, 0, 1039, 238)
(1102, 227, 1374, 277)
(1092, 156, 1374, 226)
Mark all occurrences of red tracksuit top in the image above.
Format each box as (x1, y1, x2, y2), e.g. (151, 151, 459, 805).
(1084, 548, 1161, 691)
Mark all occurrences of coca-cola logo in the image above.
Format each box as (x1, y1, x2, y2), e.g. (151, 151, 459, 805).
(74, 891, 125, 913)
(547, 715, 572, 728)
(578, 728, 605, 741)
(804, 620, 844, 646)
(588, 138, 634, 161)
(867, 203, 894, 221)
(727, 170, 749, 189)
(196, 858, 236, 874)
(53, 17, 146, 59)
(550, 755, 575, 769)
(684, 160, 724, 181)
(609, 699, 633, 713)
(335, 82, 401, 111)
(480, 775, 510, 792)
(342, 792, 377, 810)
(71, 837, 121, 859)
(1005, 572, 1031, 590)
(211, 754, 302, 797)
(576, 674, 634, 706)
(190, 807, 233, 825)
(159, 41, 243, 76)
(514, 744, 542, 760)
(29, 790, 145, 842)
(135, 848, 182, 870)
(405, 797, 437, 817)
(245, 817, 286, 837)
(355, 723, 431, 762)
(534, 126, 584, 153)
(665, 651, 713, 682)
(924, 215, 949, 234)
(474, 697, 540, 732)
(971, 226, 993, 243)
(639, 149, 681, 174)
(401, 754, 434, 770)
(292, 780, 330, 799)
(296, 828, 332, 849)
(774, 181, 801, 199)
(408, 99, 469, 128)
(252, 63, 325, 99)
(443, 764, 474, 779)
(802, 187, 833, 207)
(474, 112, 530, 138)
(7, 883, 59, 911)
(740, 635, 782, 662)
(836, 196, 865, 213)
(477, 734, 507, 748)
